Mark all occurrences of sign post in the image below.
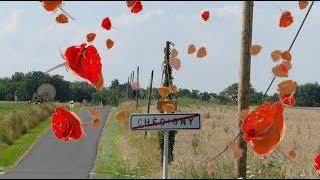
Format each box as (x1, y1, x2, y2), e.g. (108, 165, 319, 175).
(130, 113, 201, 179)
(163, 130, 169, 179)
(69, 100, 74, 109)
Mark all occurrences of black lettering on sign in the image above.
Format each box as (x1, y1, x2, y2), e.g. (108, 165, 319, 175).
(144, 118, 150, 126)
(153, 117, 157, 126)
(188, 117, 193, 125)
(160, 118, 165, 126)
(138, 119, 143, 126)
(173, 118, 178, 125)
(181, 119, 186, 126)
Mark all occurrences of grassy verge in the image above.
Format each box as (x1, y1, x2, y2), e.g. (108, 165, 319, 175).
(91, 100, 163, 179)
(0, 117, 51, 169)
(90, 106, 136, 179)
(0, 103, 85, 171)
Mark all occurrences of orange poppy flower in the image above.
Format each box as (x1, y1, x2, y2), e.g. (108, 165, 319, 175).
(241, 102, 285, 156)
(279, 93, 296, 107)
(86, 33, 96, 43)
(162, 103, 175, 113)
(106, 39, 114, 49)
(279, 11, 293, 28)
(281, 51, 292, 61)
(158, 86, 171, 98)
(116, 110, 127, 122)
(277, 80, 297, 95)
(91, 117, 100, 128)
(272, 63, 289, 77)
(42, 1, 62, 12)
(201, 11, 210, 22)
(299, 1, 308, 10)
(56, 14, 68, 24)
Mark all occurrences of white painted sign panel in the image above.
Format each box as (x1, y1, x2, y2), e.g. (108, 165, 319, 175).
(130, 113, 201, 130)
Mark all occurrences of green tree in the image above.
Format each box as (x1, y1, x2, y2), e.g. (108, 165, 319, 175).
(295, 82, 320, 107)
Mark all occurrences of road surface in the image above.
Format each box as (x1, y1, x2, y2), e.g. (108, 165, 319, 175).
(1, 106, 110, 179)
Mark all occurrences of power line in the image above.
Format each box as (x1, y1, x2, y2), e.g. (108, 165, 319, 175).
(203, 1, 315, 165)
(258, 1, 315, 105)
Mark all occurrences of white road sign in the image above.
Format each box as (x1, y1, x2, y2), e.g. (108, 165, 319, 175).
(130, 113, 201, 130)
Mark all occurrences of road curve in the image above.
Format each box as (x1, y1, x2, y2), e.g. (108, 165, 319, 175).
(1, 106, 110, 179)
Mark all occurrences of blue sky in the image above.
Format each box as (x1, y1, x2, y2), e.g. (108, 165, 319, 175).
(0, 1, 319, 95)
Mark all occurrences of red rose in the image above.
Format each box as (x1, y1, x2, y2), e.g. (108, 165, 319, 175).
(241, 102, 285, 156)
(315, 154, 320, 173)
(64, 43, 104, 90)
(131, 1, 143, 14)
(101, 17, 112, 30)
(51, 106, 84, 141)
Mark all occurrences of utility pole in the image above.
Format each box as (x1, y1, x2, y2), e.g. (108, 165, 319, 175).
(127, 76, 130, 100)
(158, 41, 176, 179)
(130, 73, 133, 100)
(132, 70, 135, 101)
(236, 1, 253, 179)
(136, 66, 140, 110)
(145, 70, 154, 139)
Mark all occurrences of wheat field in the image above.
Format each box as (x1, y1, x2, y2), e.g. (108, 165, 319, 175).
(112, 99, 320, 179)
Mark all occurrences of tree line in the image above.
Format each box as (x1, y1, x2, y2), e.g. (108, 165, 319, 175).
(0, 71, 319, 107)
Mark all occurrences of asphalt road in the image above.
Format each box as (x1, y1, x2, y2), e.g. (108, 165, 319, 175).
(1, 106, 110, 179)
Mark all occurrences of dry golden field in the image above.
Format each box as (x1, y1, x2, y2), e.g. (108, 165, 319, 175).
(94, 98, 320, 179)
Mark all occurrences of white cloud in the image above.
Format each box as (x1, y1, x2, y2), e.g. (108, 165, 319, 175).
(0, 9, 24, 38)
(114, 9, 164, 28)
(215, 5, 241, 19)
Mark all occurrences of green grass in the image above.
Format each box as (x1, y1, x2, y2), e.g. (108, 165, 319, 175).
(0, 104, 85, 171)
(90, 107, 138, 179)
(0, 102, 30, 113)
(0, 117, 51, 169)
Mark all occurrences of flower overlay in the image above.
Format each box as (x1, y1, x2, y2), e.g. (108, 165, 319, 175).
(51, 106, 84, 141)
(241, 102, 285, 156)
(64, 43, 104, 90)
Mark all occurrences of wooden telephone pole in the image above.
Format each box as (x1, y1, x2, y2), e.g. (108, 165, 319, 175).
(136, 66, 140, 110)
(130, 73, 132, 100)
(145, 70, 154, 139)
(236, 1, 253, 179)
(127, 76, 130, 100)
(132, 70, 135, 101)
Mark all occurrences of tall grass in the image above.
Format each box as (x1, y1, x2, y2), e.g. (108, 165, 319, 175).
(93, 97, 320, 178)
(0, 103, 55, 146)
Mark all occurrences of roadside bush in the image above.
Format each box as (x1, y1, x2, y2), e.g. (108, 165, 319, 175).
(0, 103, 55, 146)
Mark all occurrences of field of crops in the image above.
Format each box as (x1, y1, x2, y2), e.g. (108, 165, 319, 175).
(92, 98, 320, 179)
(0, 102, 30, 113)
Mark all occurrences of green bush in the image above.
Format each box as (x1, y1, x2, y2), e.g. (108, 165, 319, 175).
(0, 128, 13, 145)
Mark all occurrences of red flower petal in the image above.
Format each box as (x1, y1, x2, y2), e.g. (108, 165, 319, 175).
(131, 1, 143, 14)
(279, 93, 296, 107)
(201, 11, 210, 22)
(126, 1, 135, 8)
(101, 17, 112, 30)
(279, 11, 293, 28)
(42, 1, 62, 12)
